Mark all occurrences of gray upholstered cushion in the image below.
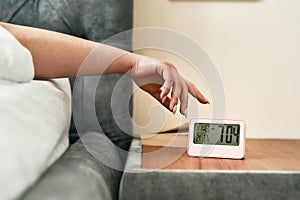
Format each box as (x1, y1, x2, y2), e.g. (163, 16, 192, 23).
(21, 132, 122, 200)
(0, 0, 133, 40)
(0, 0, 134, 150)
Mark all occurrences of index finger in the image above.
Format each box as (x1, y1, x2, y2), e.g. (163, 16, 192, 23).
(186, 81, 210, 104)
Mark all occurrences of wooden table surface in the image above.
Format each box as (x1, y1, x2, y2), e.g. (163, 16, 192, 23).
(141, 133, 300, 171)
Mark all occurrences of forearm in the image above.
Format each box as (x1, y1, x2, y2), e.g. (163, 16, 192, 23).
(0, 22, 134, 78)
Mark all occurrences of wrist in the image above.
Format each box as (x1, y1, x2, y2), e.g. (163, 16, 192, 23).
(113, 52, 140, 74)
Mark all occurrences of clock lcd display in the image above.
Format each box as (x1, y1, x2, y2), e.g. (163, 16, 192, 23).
(193, 123, 240, 146)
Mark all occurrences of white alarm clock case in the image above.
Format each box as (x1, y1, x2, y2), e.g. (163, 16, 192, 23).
(188, 119, 246, 159)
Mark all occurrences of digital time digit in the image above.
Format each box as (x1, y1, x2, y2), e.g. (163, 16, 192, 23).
(219, 125, 240, 146)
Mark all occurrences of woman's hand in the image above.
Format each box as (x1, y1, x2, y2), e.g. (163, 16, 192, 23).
(127, 54, 210, 117)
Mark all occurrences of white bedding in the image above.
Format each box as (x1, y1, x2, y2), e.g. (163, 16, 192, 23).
(0, 25, 34, 82)
(0, 26, 72, 200)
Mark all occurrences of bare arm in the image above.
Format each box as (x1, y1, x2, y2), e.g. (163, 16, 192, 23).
(0, 22, 133, 78)
(0, 22, 209, 116)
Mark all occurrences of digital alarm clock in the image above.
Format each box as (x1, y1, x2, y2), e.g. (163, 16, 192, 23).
(188, 119, 246, 159)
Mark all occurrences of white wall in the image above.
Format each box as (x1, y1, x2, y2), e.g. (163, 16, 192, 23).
(132, 0, 300, 139)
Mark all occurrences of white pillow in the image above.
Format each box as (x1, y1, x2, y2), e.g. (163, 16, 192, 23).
(0, 79, 72, 200)
(0, 25, 34, 82)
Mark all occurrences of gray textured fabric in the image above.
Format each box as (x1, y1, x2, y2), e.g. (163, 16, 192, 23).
(21, 132, 122, 200)
(121, 171, 300, 200)
(120, 139, 300, 200)
(0, 0, 133, 40)
(0, 0, 134, 150)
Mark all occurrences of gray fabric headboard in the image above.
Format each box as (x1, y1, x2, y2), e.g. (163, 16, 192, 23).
(0, 0, 133, 150)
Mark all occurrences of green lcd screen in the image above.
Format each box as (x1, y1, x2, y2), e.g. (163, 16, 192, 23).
(193, 123, 240, 146)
